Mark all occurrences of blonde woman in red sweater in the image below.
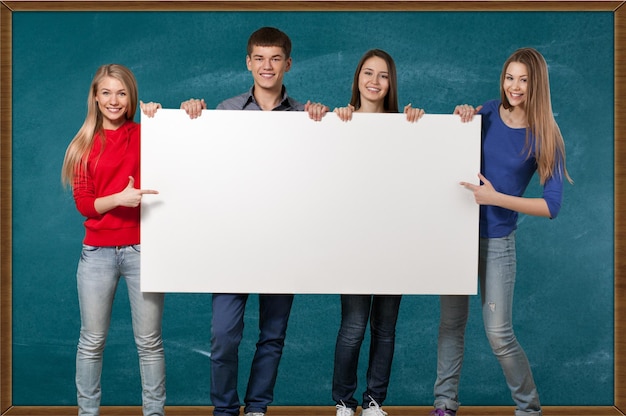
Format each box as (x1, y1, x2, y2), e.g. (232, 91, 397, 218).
(61, 64, 164, 416)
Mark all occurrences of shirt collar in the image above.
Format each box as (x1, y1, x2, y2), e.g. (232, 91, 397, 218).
(244, 85, 292, 110)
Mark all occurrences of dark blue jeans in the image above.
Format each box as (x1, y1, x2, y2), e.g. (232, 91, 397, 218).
(210, 293, 294, 416)
(332, 294, 402, 410)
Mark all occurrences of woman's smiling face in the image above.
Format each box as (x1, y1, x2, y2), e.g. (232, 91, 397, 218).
(502, 61, 529, 109)
(357, 56, 390, 107)
(96, 76, 129, 130)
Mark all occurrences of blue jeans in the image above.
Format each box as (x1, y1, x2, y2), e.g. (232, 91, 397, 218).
(332, 294, 402, 410)
(211, 293, 294, 416)
(75, 245, 166, 416)
(434, 233, 541, 416)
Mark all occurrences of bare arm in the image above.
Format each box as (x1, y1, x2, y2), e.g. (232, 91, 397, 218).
(461, 173, 551, 218)
(93, 176, 158, 215)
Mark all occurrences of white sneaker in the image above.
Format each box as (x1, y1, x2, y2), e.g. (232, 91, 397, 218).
(244, 413, 265, 416)
(360, 397, 387, 416)
(336, 401, 355, 416)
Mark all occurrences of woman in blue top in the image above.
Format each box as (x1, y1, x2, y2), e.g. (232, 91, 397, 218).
(430, 47, 572, 416)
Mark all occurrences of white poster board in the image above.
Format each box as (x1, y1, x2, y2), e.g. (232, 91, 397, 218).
(140, 110, 480, 294)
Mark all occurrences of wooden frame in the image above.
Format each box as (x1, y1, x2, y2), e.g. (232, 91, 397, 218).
(1, 1, 624, 415)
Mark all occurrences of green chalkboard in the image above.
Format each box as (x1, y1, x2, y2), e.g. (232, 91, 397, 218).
(10, 9, 613, 408)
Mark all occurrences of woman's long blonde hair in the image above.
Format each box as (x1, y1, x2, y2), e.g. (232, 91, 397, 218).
(61, 64, 138, 188)
(500, 47, 572, 185)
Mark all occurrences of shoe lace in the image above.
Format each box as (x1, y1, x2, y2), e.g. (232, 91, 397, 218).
(366, 396, 387, 416)
(336, 401, 353, 416)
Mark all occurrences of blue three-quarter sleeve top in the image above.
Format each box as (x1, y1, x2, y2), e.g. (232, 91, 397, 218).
(478, 100, 564, 239)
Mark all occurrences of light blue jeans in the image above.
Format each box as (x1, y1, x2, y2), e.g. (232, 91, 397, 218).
(434, 233, 541, 416)
(75, 244, 166, 416)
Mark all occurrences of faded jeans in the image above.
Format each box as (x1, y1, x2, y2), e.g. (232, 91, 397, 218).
(332, 294, 402, 410)
(434, 233, 541, 416)
(75, 244, 165, 416)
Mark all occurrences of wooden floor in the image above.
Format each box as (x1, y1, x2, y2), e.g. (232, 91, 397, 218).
(1, 406, 624, 416)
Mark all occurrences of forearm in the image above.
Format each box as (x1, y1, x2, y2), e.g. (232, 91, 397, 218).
(493, 193, 551, 218)
(93, 194, 120, 215)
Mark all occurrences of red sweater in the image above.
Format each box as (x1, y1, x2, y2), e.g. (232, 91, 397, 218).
(73, 120, 141, 246)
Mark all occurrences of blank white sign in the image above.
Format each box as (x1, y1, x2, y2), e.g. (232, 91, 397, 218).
(140, 110, 480, 295)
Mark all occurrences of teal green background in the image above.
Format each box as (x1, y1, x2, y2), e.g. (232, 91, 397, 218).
(12, 11, 613, 406)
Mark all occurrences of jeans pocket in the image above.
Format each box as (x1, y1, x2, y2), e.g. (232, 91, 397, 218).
(80, 244, 100, 259)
